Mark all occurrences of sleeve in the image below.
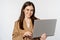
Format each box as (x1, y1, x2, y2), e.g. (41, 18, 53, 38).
(12, 21, 26, 40)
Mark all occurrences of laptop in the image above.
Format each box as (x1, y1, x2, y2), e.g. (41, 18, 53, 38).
(32, 19, 57, 38)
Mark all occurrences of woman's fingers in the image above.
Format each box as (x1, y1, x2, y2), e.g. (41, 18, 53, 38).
(23, 33, 27, 37)
(40, 33, 47, 40)
(40, 38, 46, 40)
(23, 31, 32, 39)
(23, 31, 32, 37)
(41, 33, 47, 38)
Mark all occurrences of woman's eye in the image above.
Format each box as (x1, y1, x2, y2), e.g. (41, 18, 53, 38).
(27, 9, 29, 11)
(31, 10, 33, 11)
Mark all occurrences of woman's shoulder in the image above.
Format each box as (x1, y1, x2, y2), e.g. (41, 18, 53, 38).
(14, 20, 19, 24)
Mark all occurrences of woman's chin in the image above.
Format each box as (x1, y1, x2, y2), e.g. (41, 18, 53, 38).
(27, 16, 31, 18)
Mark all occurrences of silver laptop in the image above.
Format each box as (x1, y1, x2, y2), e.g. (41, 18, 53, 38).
(32, 19, 57, 38)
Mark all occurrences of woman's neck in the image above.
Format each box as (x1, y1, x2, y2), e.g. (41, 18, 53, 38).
(24, 16, 31, 28)
(25, 16, 31, 21)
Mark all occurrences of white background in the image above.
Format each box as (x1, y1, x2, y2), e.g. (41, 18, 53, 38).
(0, 0, 60, 40)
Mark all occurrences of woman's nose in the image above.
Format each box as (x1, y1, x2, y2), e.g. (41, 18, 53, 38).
(28, 10, 31, 14)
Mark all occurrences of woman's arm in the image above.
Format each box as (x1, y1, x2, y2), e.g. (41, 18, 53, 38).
(12, 21, 26, 40)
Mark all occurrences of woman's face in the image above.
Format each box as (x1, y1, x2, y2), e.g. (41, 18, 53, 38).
(23, 5, 34, 18)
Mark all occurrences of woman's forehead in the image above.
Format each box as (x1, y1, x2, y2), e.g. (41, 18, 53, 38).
(25, 6, 34, 10)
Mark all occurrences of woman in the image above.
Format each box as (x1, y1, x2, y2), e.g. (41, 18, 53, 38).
(12, 1, 47, 40)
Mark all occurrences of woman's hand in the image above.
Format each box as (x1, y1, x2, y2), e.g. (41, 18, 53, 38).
(40, 33, 47, 40)
(23, 31, 32, 38)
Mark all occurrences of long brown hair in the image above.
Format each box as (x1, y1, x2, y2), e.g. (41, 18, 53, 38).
(18, 1, 38, 30)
